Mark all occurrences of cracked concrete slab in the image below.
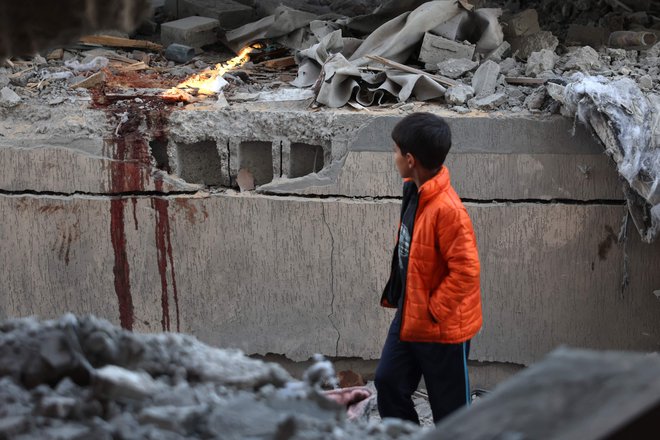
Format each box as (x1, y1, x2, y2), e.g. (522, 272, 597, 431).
(1, 193, 659, 365)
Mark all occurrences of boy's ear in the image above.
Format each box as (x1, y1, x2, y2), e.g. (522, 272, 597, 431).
(405, 152, 415, 170)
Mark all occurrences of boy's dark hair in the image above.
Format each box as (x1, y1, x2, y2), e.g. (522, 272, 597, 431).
(391, 112, 452, 170)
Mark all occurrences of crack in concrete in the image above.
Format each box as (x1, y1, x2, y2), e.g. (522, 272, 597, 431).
(0, 185, 631, 214)
(260, 191, 627, 205)
(321, 203, 340, 357)
(0, 188, 630, 208)
(0, 189, 201, 199)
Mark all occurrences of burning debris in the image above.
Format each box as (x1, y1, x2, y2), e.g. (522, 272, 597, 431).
(0, 315, 419, 440)
(163, 44, 260, 101)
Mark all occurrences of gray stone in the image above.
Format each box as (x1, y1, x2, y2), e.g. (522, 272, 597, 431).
(486, 41, 511, 62)
(451, 105, 470, 114)
(93, 365, 163, 400)
(436, 58, 478, 79)
(525, 49, 558, 77)
(510, 31, 559, 60)
(498, 57, 519, 75)
(562, 46, 602, 72)
(472, 60, 501, 97)
(178, 0, 256, 30)
(39, 334, 74, 370)
(0, 74, 9, 88)
(524, 87, 547, 110)
(33, 55, 47, 66)
(0, 87, 21, 107)
(506, 89, 525, 108)
(445, 84, 474, 106)
(468, 92, 507, 110)
(161, 16, 219, 48)
(639, 75, 653, 90)
(607, 48, 628, 62)
(419, 32, 475, 68)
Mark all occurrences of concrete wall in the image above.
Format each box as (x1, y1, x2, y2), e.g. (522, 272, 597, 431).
(1, 103, 659, 377)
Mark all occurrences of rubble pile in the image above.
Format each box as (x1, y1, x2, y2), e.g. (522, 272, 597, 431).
(0, 315, 421, 440)
(0, 0, 658, 238)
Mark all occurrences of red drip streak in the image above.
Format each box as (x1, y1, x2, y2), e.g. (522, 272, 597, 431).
(153, 179, 180, 332)
(154, 195, 170, 332)
(131, 198, 139, 230)
(109, 113, 145, 330)
(110, 199, 134, 330)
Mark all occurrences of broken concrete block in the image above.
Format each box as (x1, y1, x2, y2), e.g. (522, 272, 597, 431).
(436, 58, 478, 79)
(503, 9, 540, 38)
(94, 365, 163, 400)
(526, 49, 559, 77)
(161, 16, 219, 48)
(638, 75, 653, 90)
(472, 60, 500, 97)
(178, 0, 256, 30)
(419, 32, 475, 69)
(498, 57, 519, 75)
(445, 84, 474, 106)
(468, 93, 507, 110)
(486, 41, 511, 62)
(70, 71, 105, 89)
(0, 87, 21, 107)
(563, 46, 602, 72)
(524, 87, 547, 110)
(509, 31, 559, 60)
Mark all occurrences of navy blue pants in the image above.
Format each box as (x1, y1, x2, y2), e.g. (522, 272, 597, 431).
(374, 315, 471, 424)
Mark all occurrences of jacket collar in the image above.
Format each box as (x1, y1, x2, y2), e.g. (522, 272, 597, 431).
(418, 166, 450, 203)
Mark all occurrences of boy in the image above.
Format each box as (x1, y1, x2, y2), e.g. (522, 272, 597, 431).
(375, 112, 482, 424)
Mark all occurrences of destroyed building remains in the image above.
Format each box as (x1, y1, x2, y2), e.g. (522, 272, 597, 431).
(1, 0, 660, 438)
(1, 0, 659, 240)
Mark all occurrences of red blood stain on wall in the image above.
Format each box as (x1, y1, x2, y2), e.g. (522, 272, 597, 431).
(110, 198, 134, 330)
(153, 189, 180, 332)
(98, 91, 177, 331)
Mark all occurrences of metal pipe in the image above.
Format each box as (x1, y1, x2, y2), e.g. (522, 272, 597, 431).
(608, 31, 657, 48)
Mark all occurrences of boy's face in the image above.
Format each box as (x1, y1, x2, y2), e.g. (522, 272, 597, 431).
(393, 144, 413, 179)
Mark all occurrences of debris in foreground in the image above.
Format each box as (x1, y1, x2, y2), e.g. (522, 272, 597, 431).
(0, 315, 420, 440)
(424, 347, 660, 440)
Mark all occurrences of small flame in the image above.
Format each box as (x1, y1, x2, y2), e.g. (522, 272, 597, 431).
(164, 45, 259, 100)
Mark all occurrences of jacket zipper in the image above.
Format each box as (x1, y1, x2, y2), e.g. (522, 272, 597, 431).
(400, 187, 426, 341)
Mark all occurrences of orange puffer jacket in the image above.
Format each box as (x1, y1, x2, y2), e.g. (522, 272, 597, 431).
(381, 167, 482, 343)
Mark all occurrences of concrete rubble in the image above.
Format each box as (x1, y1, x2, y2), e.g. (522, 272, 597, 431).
(0, 1, 658, 243)
(161, 16, 220, 48)
(0, 315, 423, 440)
(425, 347, 660, 439)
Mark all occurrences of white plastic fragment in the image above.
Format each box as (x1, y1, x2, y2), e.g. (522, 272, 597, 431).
(64, 56, 109, 73)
